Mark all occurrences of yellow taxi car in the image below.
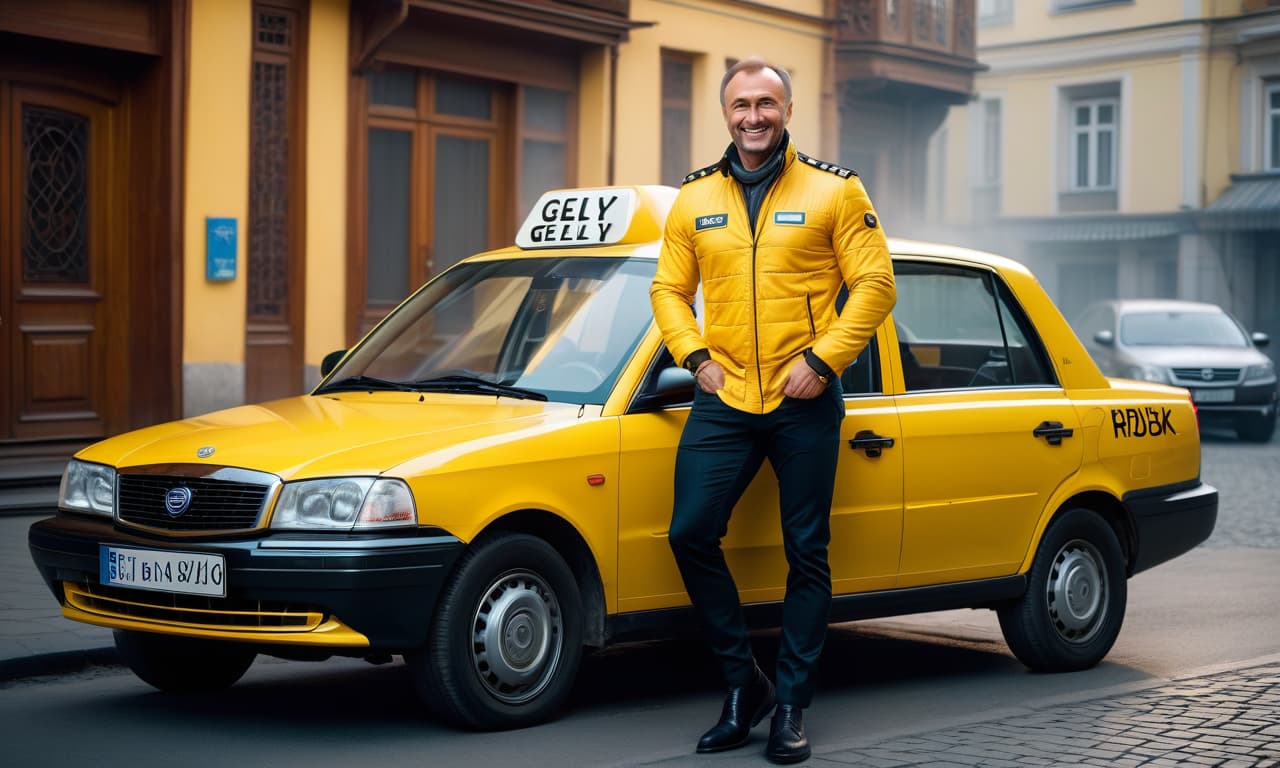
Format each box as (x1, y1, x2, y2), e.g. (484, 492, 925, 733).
(29, 185, 1216, 731)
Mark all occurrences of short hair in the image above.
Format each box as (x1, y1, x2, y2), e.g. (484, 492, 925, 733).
(719, 57, 792, 106)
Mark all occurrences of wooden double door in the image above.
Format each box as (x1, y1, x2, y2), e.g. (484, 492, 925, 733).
(0, 79, 123, 447)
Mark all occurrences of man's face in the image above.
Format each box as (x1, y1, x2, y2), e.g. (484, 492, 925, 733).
(721, 67, 792, 170)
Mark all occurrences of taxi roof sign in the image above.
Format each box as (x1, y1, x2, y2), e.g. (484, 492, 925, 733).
(515, 186, 675, 250)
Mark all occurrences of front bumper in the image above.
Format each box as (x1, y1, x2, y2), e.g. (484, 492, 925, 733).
(1123, 480, 1218, 575)
(28, 514, 464, 651)
(1189, 381, 1277, 420)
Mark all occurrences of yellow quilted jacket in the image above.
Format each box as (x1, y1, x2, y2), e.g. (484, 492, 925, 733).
(650, 141, 896, 414)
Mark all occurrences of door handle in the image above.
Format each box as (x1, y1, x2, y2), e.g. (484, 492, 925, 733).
(1033, 420, 1074, 446)
(848, 429, 895, 458)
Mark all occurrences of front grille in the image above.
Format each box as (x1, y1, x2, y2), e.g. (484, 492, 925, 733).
(1171, 367, 1240, 384)
(118, 474, 271, 532)
(66, 582, 324, 632)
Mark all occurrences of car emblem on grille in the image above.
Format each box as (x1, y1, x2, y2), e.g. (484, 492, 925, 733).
(1200, 368, 1214, 382)
(197, 446, 215, 458)
(165, 487, 194, 517)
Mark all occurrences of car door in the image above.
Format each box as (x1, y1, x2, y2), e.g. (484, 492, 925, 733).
(614, 327, 904, 614)
(889, 260, 1084, 588)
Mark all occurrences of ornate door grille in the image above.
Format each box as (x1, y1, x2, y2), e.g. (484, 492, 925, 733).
(22, 105, 88, 283)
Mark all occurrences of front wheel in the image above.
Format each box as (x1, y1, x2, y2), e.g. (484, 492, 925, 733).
(114, 630, 256, 693)
(1235, 411, 1276, 443)
(407, 532, 583, 730)
(998, 508, 1127, 672)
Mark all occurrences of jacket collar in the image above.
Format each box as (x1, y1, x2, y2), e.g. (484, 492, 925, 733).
(716, 132, 795, 177)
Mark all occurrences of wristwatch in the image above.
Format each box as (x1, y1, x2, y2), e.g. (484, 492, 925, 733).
(803, 348, 834, 387)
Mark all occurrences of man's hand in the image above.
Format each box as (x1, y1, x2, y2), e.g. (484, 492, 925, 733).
(694, 360, 726, 394)
(783, 357, 826, 399)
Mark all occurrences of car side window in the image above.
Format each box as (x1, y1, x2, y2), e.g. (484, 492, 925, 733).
(893, 262, 1057, 391)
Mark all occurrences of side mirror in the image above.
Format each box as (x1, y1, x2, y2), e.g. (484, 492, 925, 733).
(320, 349, 347, 377)
(1251, 331, 1270, 349)
(631, 366, 695, 411)
(1093, 329, 1115, 347)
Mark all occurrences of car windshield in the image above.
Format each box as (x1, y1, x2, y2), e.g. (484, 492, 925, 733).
(1119, 310, 1248, 348)
(319, 256, 658, 404)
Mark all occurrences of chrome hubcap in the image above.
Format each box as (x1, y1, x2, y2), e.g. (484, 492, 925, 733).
(1046, 538, 1107, 644)
(471, 569, 563, 704)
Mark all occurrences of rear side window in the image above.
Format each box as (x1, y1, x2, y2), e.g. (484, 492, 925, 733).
(892, 262, 1057, 392)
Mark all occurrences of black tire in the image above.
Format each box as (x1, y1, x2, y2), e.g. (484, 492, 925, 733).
(113, 630, 256, 693)
(1235, 411, 1276, 443)
(407, 532, 584, 730)
(997, 508, 1127, 672)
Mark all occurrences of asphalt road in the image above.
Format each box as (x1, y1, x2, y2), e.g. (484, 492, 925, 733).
(1, 432, 1275, 767)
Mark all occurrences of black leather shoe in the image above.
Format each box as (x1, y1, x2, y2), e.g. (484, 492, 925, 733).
(695, 667, 776, 753)
(765, 704, 810, 764)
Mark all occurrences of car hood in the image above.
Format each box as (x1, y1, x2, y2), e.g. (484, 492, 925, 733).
(77, 393, 594, 480)
(1116, 345, 1269, 368)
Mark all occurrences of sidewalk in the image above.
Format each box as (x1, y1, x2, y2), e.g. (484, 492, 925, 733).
(0, 510, 119, 681)
(630, 658, 1280, 767)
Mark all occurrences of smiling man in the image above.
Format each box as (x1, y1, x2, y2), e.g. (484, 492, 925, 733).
(650, 57, 896, 764)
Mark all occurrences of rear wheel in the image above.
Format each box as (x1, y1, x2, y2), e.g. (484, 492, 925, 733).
(998, 508, 1127, 672)
(114, 630, 256, 693)
(407, 532, 583, 730)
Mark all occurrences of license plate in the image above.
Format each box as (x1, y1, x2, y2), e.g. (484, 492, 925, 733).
(100, 545, 226, 597)
(1192, 388, 1234, 403)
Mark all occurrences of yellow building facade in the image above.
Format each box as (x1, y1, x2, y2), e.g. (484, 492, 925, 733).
(1, 0, 982, 474)
(930, 0, 1280, 350)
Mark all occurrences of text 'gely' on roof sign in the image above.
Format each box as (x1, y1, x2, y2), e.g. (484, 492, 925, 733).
(516, 188, 637, 249)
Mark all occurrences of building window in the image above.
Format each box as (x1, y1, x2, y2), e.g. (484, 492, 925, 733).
(1069, 97, 1117, 190)
(972, 98, 1001, 221)
(977, 0, 1012, 26)
(981, 98, 1001, 187)
(1052, 0, 1133, 12)
(357, 67, 574, 337)
(661, 51, 693, 187)
(520, 86, 572, 218)
(914, 0, 950, 47)
(1266, 81, 1280, 172)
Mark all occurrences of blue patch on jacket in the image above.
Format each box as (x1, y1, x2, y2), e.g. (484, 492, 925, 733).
(695, 214, 728, 231)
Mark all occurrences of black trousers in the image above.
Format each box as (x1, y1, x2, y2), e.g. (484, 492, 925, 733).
(668, 383, 844, 707)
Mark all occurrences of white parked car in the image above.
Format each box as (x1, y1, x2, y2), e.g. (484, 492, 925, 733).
(1074, 299, 1277, 442)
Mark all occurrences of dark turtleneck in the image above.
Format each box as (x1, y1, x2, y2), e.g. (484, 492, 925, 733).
(726, 131, 788, 233)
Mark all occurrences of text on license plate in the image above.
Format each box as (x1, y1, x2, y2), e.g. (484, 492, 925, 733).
(1192, 388, 1234, 403)
(100, 545, 226, 597)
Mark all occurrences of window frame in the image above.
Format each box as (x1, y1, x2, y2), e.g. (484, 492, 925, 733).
(977, 0, 1013, 27)
(660, 50, 695, 188)
(1068, 96, 1118, 192)
(1051, 0, 1133, 13)
(891, 262, 1059, 394)
(1265, 80, 1280, 173)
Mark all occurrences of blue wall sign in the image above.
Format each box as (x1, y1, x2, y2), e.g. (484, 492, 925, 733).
(206, 217, 237, 281)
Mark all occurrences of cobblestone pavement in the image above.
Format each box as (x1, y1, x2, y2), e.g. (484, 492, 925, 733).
(807, 662, 1280, 768)
(1198, 432, 1279, 551)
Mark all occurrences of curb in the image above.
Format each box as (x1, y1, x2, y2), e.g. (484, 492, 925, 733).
(0, 647, 121, 684)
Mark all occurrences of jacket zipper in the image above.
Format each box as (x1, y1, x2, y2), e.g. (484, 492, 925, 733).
(805, 294, 816, 338)
(749, 180, 782, 408)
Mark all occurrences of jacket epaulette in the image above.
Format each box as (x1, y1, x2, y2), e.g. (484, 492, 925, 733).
(683, 160, 727, 185)
(796, 152, 858, 180)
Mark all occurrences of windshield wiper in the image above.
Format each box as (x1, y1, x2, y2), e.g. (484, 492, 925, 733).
(411, 374, 548, 401)
(315, 375, 419, 394)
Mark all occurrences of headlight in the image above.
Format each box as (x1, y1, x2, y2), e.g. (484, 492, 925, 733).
(1125, 364, 1168, 384)
(59, 459, 116, 518)
(1244, 361, 1276, 383)
(270, 477, 416, 530)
